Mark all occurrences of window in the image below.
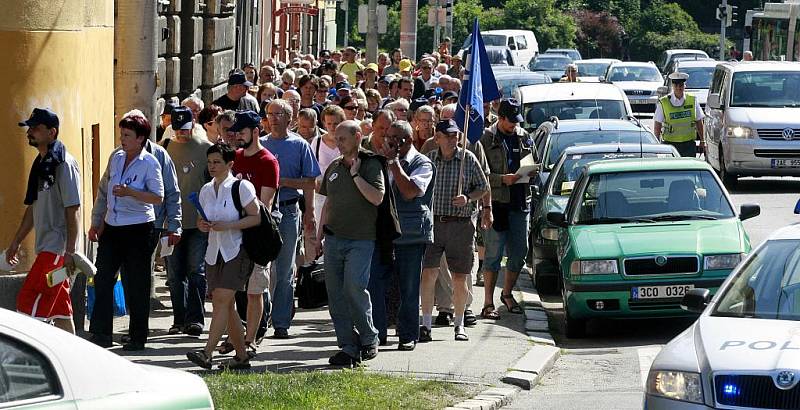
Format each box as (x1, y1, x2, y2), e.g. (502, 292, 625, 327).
(709, 68, 725, 95)
(0, 335, 61, 405)
(730, 71, 800, 107)
(516, 36, 528, 50)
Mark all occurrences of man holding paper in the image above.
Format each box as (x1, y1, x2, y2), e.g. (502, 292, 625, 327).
(479, 99, 537, 320)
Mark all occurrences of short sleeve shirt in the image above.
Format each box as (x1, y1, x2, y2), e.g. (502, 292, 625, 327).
(32, 153, 81, 254)
(260, 134, 321, 202)
(200, 174, 257, 264)
(320, 155, 384, 240)
(233, 148, 280, 199)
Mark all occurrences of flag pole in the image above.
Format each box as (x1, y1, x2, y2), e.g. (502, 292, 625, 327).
(457, 104, 471, 196)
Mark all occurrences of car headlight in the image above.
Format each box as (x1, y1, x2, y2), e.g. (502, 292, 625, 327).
(646, 370, 703, 404)
(726, 126, 753, 138)
(704, 254, 743, 270)
(541, 227, 559, 241)
(570, 259, 618, 275)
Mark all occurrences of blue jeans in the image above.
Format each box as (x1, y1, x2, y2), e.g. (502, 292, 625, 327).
(324, 235, 378, 357)
(484, 209, 530, 274)
(395, 243, 426, 342)
(367, 248, 392, 342)
(165, 228, 208, 327)
(272, 203, 300, 330)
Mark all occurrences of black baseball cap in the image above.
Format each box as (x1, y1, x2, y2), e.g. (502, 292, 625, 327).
(435, 119, 460, 134)
(498, 98, 524, 123)
(171, 106, 194, 130)
(442, 91, 458, 101)
(19, 108, 59, 128)
(162, 102, 179, 116)
(229, 110, 262, 132)
(410, 97, 429, 112)
(228, 70, 253, 87)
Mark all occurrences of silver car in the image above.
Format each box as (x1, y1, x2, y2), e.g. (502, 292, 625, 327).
(644, 219, 800, 409)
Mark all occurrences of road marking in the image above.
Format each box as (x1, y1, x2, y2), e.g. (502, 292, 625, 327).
(637, 346, 663, 389)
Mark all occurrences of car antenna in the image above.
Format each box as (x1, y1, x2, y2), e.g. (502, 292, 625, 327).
(627, 114, 644, 158)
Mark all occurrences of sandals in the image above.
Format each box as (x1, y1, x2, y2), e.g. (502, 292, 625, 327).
(219, 355, 251, 370)
(481, 304, 500, 320)
(168, 325, 183, 335)
(501, 293, 523, 314)
(216, 340, 235, 354)
(454, 326, 469, 341)
(245, 341, 258, 359)
(186, 350, 212, 370)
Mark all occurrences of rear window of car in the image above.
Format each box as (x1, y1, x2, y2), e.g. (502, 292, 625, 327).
(523, 99, 627, 129)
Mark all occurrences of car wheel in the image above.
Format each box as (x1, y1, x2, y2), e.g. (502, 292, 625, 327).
(534, 260, 558, 295)
(562, 284, 586, 338)
(719, 144, 738, 187)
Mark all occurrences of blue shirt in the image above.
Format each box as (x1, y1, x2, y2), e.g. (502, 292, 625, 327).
(104, 149, 164, 226)
(260, 133, 321, 202)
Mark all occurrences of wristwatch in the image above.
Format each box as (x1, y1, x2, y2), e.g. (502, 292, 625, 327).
(387, 158, 398, 165)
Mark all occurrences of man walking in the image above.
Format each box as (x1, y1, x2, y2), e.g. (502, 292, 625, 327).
(260, 100, 320, 339)
(654, 72, 705, 157)
(318, 120, 385, 366)
(213, 70, 260, 112)
(9, 108, 81, 333)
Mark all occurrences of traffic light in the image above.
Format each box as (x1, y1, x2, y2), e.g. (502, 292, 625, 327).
(728, 5, 738, 26)
(716, 4, 727, 21)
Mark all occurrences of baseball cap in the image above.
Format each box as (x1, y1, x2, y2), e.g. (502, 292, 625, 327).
(18, 108, 59, 128)
(335, 81, 351, 90)
(378, 75, 393, 84)
(668, 72, 689, 82)
(229, 110, 262, 133)
(442, 91, 458, 101)
(399, 59, 413, 72)
(365, 63, 379, 73)
(498, 99, 524, 123)
(161, 102, 179, 116)
(409, 97, 429, 112)
(435, 119, 460, 134)
(228, 70, 253, 87)
(171, 106, 194, 130)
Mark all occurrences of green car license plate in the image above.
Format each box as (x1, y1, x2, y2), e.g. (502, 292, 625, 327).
(631, 284, 694, 300)
(771, 159, 800, 168)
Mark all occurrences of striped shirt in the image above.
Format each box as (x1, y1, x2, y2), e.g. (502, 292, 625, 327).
(426, 148, 489, 218)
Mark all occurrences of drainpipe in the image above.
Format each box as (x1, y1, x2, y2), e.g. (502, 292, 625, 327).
(115, 0, 159, 137)
(400, 0, 417, 59)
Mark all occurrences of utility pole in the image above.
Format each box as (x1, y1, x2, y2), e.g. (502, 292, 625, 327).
(445, 0, 453, 45)
(719, 0, 727, 60)
(366, 0, 378, 61)
(343, 0, 350, 47)
(432, 0, 440, 52)
(400, 0, 417, 59)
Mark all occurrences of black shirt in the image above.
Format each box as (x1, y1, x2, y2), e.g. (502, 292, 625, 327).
(212, 94, 240, 111)
(499, 129, 529, 211)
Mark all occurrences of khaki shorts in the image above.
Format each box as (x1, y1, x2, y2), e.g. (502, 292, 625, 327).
(247, 263, 270, 295)
(206, 250, 253, 292)
(423, 218, 476, 274)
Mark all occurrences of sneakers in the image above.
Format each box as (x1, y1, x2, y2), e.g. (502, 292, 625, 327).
(329, 351, 361, 367)
(434, 312, 453, 327)
(418, 326, 432, 343)
(361, 345, 378, 361)
(184, 324, 203, 336)
(273, 328, 289, 339)
(89, 334, 113, 348)
(454, 326, 469, 341)
(167, 325, 183, 335)
(464, 309, 477, 327)
(122, 342, 146, 351)
(398, 340, 416, 351)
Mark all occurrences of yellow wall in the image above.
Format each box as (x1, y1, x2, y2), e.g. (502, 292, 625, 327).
(0, 0, 114, 271)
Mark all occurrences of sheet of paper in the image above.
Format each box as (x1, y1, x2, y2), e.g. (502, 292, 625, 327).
(514, 154, 540, 184)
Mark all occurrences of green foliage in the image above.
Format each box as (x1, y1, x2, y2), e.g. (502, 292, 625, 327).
(501, 0, 578, 50)
(638, 0, 699, 35)
(572, 9, 624, 59)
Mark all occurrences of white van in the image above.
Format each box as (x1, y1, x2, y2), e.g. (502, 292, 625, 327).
(458, 30, 539, 68)
(704, 61, 800, 185)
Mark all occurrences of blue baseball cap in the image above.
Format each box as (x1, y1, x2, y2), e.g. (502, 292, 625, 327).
(19, 108, 59, 128)
(435, 119, 460, 134)
(171, 106, 194, 130)
(229, 110, 262, 133)
(228, 70, 254, 87)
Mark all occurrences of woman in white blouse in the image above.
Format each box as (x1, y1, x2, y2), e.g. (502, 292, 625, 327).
(186, 143, 260, 370)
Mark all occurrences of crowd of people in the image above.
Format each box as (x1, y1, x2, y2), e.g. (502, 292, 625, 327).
(10, 43, 540, 369)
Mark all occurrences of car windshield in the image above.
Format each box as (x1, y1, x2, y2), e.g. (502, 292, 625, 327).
(730, 71, 800, 108)
(530, 57, 572, 71)
(462, 34, 506, 48)
(607, 66, 662, 82)
(523, 99, 627, 129)
(681, 66, 714, 89)
(497, 75, 550, 98)
(486, 49, 512, 65)
(577, 63, 610, 77)
(545, 130, 658, 168)
(574, 169, 735, 224)
(713, 239, 800, 321)
(552, 152, 675, 195)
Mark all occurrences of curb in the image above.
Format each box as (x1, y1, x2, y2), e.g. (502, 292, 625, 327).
(445, 387, 519, 410)
(498, 272, 560, 392)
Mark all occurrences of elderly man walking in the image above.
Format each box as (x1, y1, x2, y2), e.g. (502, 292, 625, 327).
(318, 120, 385, 367)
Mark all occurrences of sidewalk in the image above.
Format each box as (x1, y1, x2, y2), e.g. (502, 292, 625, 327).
(108, 269, 533, 387)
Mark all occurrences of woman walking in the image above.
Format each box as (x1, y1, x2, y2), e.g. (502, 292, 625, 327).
(186, 143, 260, 370)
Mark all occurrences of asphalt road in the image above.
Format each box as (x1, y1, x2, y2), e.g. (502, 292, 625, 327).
(509, 114, 800, 410)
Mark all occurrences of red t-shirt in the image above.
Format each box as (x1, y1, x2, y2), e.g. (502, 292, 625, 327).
(233, 148, 280, 197)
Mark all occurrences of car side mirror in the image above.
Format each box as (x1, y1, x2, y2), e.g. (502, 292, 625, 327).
(656, 86, 669, 97)
(532, 184, 541, 197)
(681, 288, 710, 313)
(739, 204, 760, 221)
(546, 211, 566, 227)
(598, 76, 605, 82)
(707, 93, 721, 109)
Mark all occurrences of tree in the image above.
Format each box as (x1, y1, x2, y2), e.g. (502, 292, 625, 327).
(638, 0, 699, 35)
(501, 0, 578, 50)
(571, 9, 624, 58)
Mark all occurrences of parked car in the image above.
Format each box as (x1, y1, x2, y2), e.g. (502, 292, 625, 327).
(603, 61, 664, 113)
(662, 55, 714, 79)
(0, 308, 215, 409)
(530, 143, 679, 293)
(575, 58, 621, 82)
(658, 49, 710, 74)
(544, 48, 583, 61)
(657, 59, 718, 107)
(516, 82, 634, 130)
(459, 30, 539, 68)
(546, 158, 758, 337)
(645, 220, 800, 409)
(528, 54, 573, 82)
(494, 71, 551, 99)
(704, 61, 800, 186)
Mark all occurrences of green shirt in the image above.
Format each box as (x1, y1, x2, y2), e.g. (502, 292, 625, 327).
(320, 155, 385, 240)
(164, 133, 212, 229)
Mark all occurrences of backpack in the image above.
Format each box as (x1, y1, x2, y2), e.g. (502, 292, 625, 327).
(296, 263, 328, 309)
(231, 180, 283, 265)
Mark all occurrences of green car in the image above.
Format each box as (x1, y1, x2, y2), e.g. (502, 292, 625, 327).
(546, 158, 760, 338)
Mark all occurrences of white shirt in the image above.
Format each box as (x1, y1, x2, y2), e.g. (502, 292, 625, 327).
(390, 145, 434, 197)
(200, 174, 257, 264)
(654, 93, 705, 123)
(104, 149, 164, 226)
(311, 135, 341, 223)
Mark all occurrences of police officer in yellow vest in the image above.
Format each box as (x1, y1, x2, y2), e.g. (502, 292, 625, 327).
(654, 72, 705, 157)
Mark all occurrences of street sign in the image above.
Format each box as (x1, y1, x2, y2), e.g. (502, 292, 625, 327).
(427, 7, 446, 26)
(273, 5, 319, 17)
(377, 5, 387, 34)
(358, 4, 388, 33)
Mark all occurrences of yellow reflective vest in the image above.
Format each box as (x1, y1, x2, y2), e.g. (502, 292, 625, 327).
(658, 94, 697, 143)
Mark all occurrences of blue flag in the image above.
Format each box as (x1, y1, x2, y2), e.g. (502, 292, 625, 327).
(454, 19, 500, 144)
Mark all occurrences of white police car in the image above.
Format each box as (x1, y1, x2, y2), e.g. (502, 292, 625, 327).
(644, 219, 800, 409)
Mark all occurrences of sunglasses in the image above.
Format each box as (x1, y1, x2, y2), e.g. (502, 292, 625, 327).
(344, 105, 359, 111)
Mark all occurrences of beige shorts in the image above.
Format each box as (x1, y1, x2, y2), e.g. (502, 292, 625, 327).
(247, 263, 270, 295)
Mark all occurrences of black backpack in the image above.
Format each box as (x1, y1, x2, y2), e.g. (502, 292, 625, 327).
(231, 180, 282, 265)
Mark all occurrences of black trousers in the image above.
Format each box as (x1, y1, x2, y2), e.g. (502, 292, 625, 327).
(90, 222, 157, 344)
